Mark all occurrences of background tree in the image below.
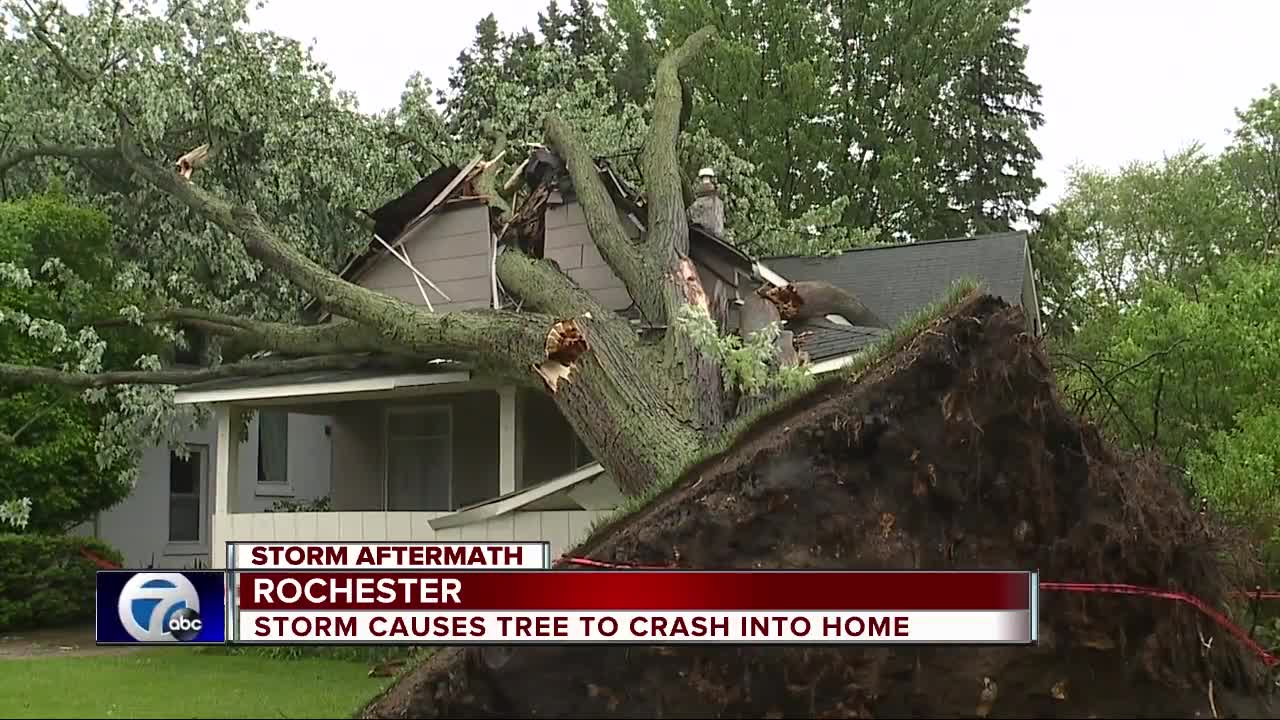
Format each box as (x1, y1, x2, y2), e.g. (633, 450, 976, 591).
(0, 193, 164, 531)
(646, 0, 1045, 241)
(1040, 86, 1280, 571)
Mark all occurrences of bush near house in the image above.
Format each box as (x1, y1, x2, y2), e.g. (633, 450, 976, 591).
(0, 533, 123, 631)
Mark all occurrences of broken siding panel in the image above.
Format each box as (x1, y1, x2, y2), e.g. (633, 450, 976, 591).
(581, 243, 608, 268)
(374, 293, 490, 313)
(545, 201, 586, 231)
(545, 245, 583, 270)
(543, 198, 639, 311)
(545, 221, 593, 250)
(569, 265, 627, 291)
(378, 277, 490, 307)
(591, 287, 633, 312)
(358, 204, 492, 286)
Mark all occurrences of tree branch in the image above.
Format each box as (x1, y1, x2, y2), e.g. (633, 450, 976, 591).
(0, 405, 52, 446)
(20, 14, 554, 377)
(0, 353, 417, 390)
(90, 309, 404, 359)
(544, 115, 665, 323)
(643, 26, 716, 259)
(495, 250, 613, 318)
(0, 145, 118, 175)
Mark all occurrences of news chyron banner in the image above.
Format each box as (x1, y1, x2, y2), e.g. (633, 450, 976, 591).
(98, 541, 1039, 646)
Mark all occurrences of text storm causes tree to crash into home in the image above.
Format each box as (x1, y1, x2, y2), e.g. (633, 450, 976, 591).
(222, 558, 1038, 645)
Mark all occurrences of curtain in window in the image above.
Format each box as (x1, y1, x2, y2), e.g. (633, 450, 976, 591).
(169, 448, 203, 542)
(385, 410, 452, 511)
(387, 436, 452, 511)
(258, 410, 289, 484)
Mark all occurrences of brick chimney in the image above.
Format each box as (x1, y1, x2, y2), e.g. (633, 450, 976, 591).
(687, 167, 725, 237)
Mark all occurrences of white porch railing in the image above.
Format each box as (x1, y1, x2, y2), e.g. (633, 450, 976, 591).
(209, 509, 611, 569)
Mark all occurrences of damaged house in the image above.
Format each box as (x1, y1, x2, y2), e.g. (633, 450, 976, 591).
(100, 148, 1041, 568)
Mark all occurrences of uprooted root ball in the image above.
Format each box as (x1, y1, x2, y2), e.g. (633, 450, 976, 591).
(362, 294, 1275, 719)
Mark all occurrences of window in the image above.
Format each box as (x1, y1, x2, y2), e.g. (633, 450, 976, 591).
(385, 407, 453, 511)
(169, 444, 207, 543)
(257, 410, 290, 486)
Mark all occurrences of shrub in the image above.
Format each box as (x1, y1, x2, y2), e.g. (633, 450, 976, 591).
(0, 533, 124, 631)
(266, 495, 332, 513)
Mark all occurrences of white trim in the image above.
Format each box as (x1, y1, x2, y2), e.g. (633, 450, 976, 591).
(1023, 239, 1044, 337)
(428, 463, 606, 531)
(807, 353, 858, 375)
(384, 404, 454, 512)
(173, 371, 471, 405)
(213, 406, 241, 516)
(754, 261, 789, 287)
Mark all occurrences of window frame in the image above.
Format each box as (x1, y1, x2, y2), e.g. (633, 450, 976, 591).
(255, 409, 294, 497)
(383, 405, 454, 512)
(167, 443, 209, 550)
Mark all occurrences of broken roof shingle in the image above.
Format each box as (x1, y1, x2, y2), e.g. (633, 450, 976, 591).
(766, 232, 1030, 330)
(793, 320, 888, 362)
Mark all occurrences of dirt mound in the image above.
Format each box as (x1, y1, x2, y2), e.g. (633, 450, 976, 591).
(363, 294, 1276, 719)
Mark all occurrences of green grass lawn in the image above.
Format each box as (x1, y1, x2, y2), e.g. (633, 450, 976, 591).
(0, 649, 390, 718)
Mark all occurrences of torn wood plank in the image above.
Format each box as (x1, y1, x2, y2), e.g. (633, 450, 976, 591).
(393, 154, 483, 251)
(371, 232, 450, 307)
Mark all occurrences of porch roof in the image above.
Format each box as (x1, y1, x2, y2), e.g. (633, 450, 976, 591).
(428, 462, 614, 531)
(172, 366, 471, 405)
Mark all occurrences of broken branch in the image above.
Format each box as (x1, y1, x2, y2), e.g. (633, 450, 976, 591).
(544, 116, 665, 323)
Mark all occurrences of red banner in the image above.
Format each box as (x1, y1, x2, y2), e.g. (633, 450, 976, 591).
(236, 570, 1032, 611)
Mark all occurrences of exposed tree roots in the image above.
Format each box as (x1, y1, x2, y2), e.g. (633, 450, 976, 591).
(360, 293, 1276, 719)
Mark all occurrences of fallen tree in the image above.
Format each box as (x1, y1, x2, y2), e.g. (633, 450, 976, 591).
(4, 8, 1275, 717)
(359, 294, 1276, 719)
(0, 14, 862, 497)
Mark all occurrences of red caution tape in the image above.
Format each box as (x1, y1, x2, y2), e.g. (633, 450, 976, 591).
(559, 556, 1279, 668)
(1039, 582, 1279, 668)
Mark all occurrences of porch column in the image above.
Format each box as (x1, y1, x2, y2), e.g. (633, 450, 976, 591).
(214, 404, 242, 515)
(499, 387, 517, 495)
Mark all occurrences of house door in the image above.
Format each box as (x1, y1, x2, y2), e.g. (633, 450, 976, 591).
(385, 407, 454, 511)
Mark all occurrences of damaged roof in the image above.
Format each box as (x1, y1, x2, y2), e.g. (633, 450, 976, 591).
(770, 231, 1030, 323)
(769, 232, 1033, 362)
(793, 321, 889, 362)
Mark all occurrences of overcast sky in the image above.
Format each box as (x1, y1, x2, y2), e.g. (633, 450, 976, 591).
(241, 0, 1279, 212)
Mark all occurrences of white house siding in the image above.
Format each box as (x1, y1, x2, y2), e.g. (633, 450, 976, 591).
(208, 509, 610, 569)
(79, 412, 332, 568)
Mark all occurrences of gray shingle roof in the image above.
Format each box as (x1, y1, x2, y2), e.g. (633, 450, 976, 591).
(792, 321, 888, 361)
(765, 232, 1030, 361)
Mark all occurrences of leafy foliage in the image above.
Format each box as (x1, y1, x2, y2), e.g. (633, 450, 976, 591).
(1187, 405, 1280, 545)
(0, 194, 173, 531)
(647, 0, 1045, 241)
(675, 304, 813, 398)
(0, 532, 122, 630)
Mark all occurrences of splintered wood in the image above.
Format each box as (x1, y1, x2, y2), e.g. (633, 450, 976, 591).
(676, 257, 709, 310)
(534, 317, 589, 392)
(761, 283, 804, 321)
(175, 144, 210, 179)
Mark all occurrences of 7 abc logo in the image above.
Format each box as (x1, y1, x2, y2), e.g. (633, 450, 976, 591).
(117, 573, 204, 642)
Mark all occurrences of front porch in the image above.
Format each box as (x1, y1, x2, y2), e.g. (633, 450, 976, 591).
(174, 367, 623, 568)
